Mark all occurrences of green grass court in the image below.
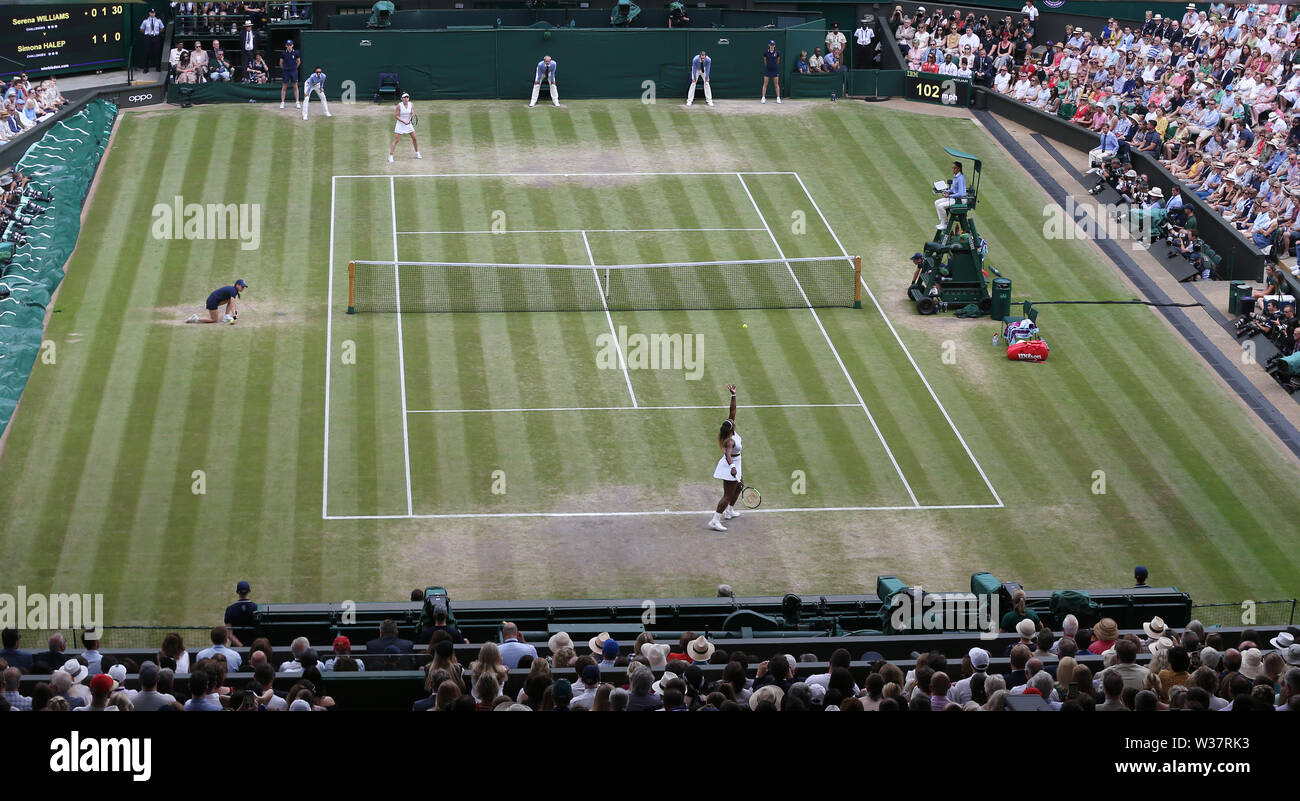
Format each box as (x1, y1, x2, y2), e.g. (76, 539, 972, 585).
(2, 99, 1298, 626)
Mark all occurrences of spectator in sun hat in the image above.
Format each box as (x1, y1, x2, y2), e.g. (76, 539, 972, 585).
(1142, 615, 1168, 645)
(547, 631, 573, 655)
(588, 632, 612, 657)
(641, 642, 669, 669)
(686, 636, 715, 665)
(1088, 618, 1120, 655)
(749, 684, 784, 711)
(1270, 631, 1295, 651)
(1003, 618, 1038, 657)
(1239, 648, 1265, 681)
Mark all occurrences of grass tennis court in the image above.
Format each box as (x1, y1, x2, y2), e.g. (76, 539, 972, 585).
(1, 99, 1297, 626)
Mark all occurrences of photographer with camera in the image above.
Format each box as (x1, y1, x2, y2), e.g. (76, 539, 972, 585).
(1089, 158, 1124, 196)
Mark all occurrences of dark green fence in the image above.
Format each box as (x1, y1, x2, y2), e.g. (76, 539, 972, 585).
(297, 28, 818, 100)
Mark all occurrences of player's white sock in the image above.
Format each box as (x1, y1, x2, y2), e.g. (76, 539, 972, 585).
(704, 82, 713, 105)
(550, 84, 559, 106)
(529, 85, 540, 106)
(388, 154, 394, 163)
(687, 81, 697, 105)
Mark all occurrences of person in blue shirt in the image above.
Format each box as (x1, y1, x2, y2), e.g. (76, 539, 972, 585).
(302, 66, 331, 121)
(934, 160, 967, 232)
(687, 51, 713, 107)
(760, 40, 781, 104)
(529, 55, 559, 108)
(187, 279, 247, 325)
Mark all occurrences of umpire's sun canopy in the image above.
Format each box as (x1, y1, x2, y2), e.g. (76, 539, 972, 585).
(943, 147, 982, 176)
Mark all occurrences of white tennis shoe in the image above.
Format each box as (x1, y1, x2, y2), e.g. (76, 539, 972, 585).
(707, 520, 727, 531)
(724, 507, 740, 520)
(775, 97, 782, 104)
(388, 155, 394, 163)
(415, 152, 422, 159)
(185, 314, 199, 324)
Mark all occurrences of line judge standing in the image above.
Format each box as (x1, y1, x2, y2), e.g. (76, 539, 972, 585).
(530, 55, 559, 107)
(686, 50, 713, 107)
(139, 8, 165, 74)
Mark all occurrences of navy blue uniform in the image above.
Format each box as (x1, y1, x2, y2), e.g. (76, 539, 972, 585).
(763, 48, 780, 78)
(281, 49, 300, 84)
(206, 285, 240, 310)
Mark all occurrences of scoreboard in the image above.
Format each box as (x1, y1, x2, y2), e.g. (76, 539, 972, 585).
(904, 70, 972, 107)
(2, 4, 127, 76)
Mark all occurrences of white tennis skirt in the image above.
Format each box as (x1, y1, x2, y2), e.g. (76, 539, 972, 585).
(713, 456, 741, 482)
(394, 120, 414, 135)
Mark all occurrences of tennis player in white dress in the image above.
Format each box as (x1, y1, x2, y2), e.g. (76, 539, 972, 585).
(709, 383, 743, 531)
(388, 92, 421, 162)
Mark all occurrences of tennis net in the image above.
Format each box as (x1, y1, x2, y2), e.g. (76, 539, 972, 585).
(346, 256, 862, 313)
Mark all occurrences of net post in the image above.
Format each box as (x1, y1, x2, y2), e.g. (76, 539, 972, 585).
(347, 261, 356, 314)
(853, 256, 862, 309)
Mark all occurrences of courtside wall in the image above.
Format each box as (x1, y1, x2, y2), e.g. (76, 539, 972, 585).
(294, 29, 808, 100)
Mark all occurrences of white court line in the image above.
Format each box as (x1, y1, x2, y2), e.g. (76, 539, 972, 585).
(332, 171, 801, 179)
(584, 230, 638, 408)
(397, 227, 767, 235)
(391, 177, 414, 516)
(407, 403, 860, 414)
(791, 172, 1004, 508)
(323, 503, 1004, 521)
(323, 176, 336, 518)
(737, 173, 920, 508)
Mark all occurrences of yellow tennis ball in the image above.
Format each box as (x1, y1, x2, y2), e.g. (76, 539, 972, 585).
(742, 323, 748, 329)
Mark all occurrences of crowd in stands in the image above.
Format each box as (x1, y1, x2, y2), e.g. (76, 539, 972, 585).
(0, 75, 69, 147)
(2, 578, 1299, 711)
(909, 3, 1300, 278)
(793, 22, 852, 75)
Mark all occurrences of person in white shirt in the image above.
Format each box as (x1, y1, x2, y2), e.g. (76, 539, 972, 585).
(993, 66, 1012, 93)
(1012, 75, 1032, 101)
(825, 22, 847, 58)
(570, 665, 603, 709)
(938, 54, 959, 75)
(1022, 2, 1038, 23)
(854, 18, 875, 69)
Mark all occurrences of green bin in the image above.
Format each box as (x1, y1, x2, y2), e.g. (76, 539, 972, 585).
(1228, 281, 1252, 316)
(990, 277, 1012, 321)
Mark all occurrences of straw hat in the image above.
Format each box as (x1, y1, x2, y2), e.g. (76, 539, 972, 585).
(547, 632, 573, 653)
(1093, 618, 1119, 641)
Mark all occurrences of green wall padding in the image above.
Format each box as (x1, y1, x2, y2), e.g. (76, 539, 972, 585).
(0, 99, 118, 438)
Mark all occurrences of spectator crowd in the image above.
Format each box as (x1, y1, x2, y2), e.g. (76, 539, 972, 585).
(0, 75, 69, 147)
(1, 579, 1298, 711)
(907, 2, 1300, 278)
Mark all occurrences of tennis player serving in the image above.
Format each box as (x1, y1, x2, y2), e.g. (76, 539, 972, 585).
(388, 92, 421, 163)
(708, 383, 743, 531)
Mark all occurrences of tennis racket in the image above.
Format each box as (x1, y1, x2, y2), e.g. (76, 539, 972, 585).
(410, 112, 419, 127)
(739, 483, 761, 509)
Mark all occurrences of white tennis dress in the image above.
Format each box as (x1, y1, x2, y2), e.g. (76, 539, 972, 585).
(394, 100, 414, 134)
(713, 431, 742, 481)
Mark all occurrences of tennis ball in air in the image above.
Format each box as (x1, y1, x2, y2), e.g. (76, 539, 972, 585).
(742, 323, 748, 329)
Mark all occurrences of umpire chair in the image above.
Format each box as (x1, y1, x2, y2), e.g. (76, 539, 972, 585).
(374, 73, 401, 104)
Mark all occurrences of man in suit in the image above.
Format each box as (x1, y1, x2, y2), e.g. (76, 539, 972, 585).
(29, 633, 71, 674)
(973, 47, 996, 86)
(366, 619, 413, 655)
(240, 20, 256, 78)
